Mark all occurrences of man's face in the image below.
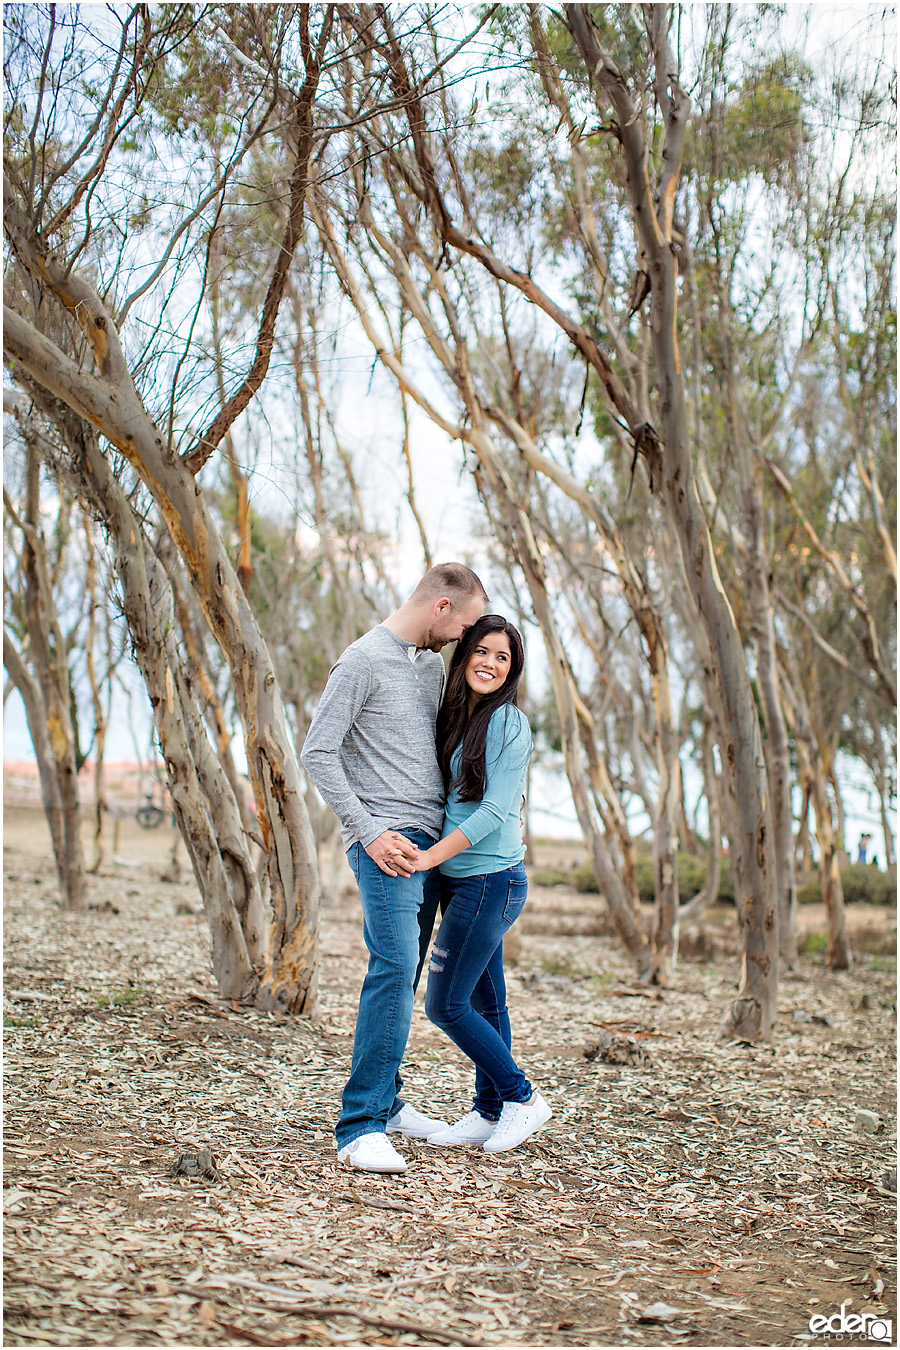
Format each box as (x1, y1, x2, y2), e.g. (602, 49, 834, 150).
(422, 595, 484, 651)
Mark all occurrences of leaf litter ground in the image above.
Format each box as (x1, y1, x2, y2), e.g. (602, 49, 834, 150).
(3, 807, 897, 1348)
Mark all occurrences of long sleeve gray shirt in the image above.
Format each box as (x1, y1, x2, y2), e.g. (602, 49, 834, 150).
(300, 624, 446, 850)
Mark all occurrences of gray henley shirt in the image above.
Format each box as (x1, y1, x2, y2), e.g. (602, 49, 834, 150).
(300, 624, 446, 850)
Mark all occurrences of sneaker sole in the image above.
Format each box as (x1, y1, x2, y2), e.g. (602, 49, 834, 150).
(339, 1160, 407, 1173)
(426, 1135, 492, 1146)
(385, 1126, 446, 1138)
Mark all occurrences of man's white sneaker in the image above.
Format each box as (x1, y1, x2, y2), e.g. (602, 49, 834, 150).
(337, 1132, 407, 1173)
(482, 1093, 552, 1153)
(386, 1104, 449, 1139)
(427, 1110, 498, 1146)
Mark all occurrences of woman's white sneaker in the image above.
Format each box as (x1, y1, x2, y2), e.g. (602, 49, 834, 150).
(386, 1104, 449, 1138)
(482, 1093, 552, 1153)
(427, 1111, 497, 1146)
(337, 1132, 407, 1173)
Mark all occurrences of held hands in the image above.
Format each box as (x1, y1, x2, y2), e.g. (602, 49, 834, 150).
(365, 831, 419, 878)
(409, 847, 438, 873)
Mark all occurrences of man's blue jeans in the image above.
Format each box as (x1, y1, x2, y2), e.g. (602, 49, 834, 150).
(336, 829, 441, 1149)
(424, 862, 531, 1119)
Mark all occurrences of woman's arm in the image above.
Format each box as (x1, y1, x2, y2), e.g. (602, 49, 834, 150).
(410, 826, 472, 871)
(413, 709, 532, 871)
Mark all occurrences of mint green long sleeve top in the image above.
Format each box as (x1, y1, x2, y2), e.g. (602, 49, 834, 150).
(439, 705, 533, 878)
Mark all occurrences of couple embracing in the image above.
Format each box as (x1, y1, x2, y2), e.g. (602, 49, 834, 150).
(302, 563, 551, 1174)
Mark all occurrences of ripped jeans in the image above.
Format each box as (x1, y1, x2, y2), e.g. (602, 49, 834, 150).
(424, 863, 532, 1120)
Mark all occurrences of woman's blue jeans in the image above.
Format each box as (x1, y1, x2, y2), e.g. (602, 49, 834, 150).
(337, 830, 441, 1149)
(424, 863, 531, 1119)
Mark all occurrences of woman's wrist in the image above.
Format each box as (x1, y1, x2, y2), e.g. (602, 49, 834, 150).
(427, 828, 472, 868)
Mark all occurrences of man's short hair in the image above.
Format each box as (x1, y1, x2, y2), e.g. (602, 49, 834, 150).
(412, 563, 488, 606)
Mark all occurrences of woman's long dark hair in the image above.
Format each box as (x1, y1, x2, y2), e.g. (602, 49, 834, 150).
(436, 615, 525, 802)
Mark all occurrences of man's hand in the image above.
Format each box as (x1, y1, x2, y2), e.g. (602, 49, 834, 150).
(365, 831, 419, 878)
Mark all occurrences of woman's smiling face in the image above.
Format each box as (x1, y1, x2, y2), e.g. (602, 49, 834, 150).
(464, 631, 512, 702)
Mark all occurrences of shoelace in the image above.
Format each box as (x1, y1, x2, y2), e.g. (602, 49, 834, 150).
(489, 1109, 522, 1141)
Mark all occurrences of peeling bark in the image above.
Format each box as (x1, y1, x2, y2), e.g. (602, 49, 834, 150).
(4, 436, 86, 907)
(3, 208, 319, 1013)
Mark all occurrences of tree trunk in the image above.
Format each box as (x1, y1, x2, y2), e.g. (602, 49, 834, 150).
(82, 514, 108, 873)
(2, 632, 67, 886)
(3, 257, 320, 1012)
(585, 749, 642, 921)
(783, 672, 852, 971)
(6, 435, 86, 907)
(648, 627, 681, 985)
(68, 418, 261, 996)
(162, 537, 254, 836)
(796, 782, 813, 874)
(565, 5, 778, 1038)
(805, 743, 852, 970)
(727, 369, 799, 971)
(830, 767, 847, 860)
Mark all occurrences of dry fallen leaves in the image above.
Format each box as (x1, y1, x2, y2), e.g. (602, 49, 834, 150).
(2, 813, 897, 1346)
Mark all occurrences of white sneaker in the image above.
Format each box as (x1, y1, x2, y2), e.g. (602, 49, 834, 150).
(482, 1093, 552, 1153)
(386, 1104, 449, 1139)
(336, 1132, 407, 1173)
(427, 1111, 498, 1146)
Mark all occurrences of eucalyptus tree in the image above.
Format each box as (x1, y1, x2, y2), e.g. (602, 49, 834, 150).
(3, 3, 335, 1011)
(311, 0, 893, 1026)
(84, 540, 134, 875)
(296, 4, 768, 1025)
(378, 2, 778, 1034)
(3, 408, 87, 907)
(684, 12, 896, 968)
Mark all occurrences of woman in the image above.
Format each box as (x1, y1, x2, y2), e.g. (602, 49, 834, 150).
(411, 614, 551, 1153)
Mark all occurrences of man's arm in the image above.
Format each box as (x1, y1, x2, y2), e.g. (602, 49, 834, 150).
(300, 654, 418, 877)
(301, 653, 378, 844)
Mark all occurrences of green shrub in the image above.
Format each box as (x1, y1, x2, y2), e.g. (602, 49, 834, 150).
(570, 854, 895, 907)
(800, 929, 828, 955)
(529, 868, 572, 888)
(793, 866, 895, 906)
(572, 860, 599, 893)
(839, 864, 897, 907)
(575, 853, 712, 904)
(635, 857, 655, 903)
(678, 854, 708, 902)
(717, 858, 735, 905)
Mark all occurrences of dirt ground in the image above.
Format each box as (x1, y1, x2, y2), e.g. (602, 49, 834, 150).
(3, 803, 897, 1349)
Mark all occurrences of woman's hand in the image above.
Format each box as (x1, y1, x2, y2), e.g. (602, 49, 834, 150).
(410, 829, 472, 873)
(410, 847, 438, 873)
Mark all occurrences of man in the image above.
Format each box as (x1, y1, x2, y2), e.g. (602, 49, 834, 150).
(301, 563, 487, 1173)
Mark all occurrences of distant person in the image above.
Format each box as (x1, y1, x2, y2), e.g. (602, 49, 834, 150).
(857, 834, 872, 865)
(410, 615, 552, 1154)
(301, 563, 487, 1174)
